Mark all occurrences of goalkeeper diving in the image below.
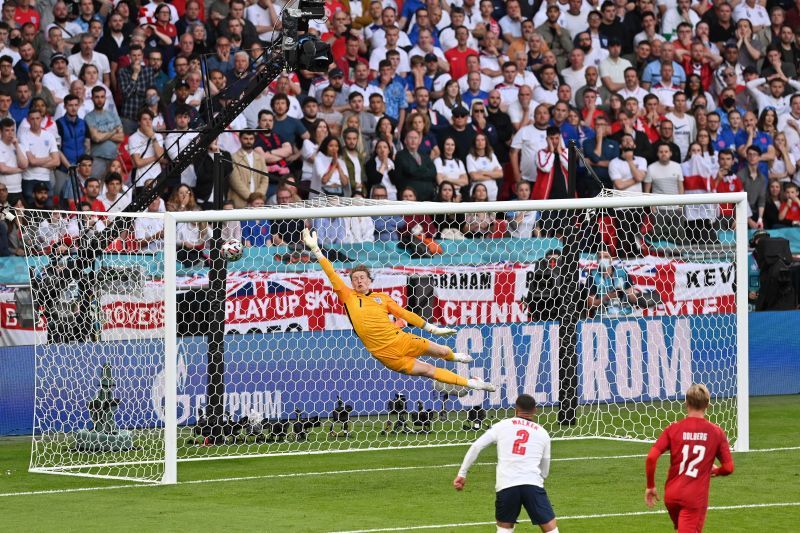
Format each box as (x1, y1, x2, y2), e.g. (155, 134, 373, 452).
(302, 229, 496, 392)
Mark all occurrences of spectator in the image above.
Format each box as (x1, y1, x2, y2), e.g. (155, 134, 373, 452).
(165, 104, 199, 191)
(241, 192, 272, 247)
(365, 139, 398, 200)
(438, 105, 475, 162)
(19, 108, 58, 205)
(506, 180, 538, 238)
(192, 138, 233, 208)
(271, 92, 308, 158)
(169, 184, 209, 268)
(10, 82, 31, 124)
(0, 117, 26, 205)
(712, 149, 743, 228)
(68, 33, 110, 87)
(432, 181, 466, 238)
(462, 183, 495, 238)
(403, 111, 439, 160)
(127, 109, 164, 190)
(644, 143, 685, 242)
(117, 45, 155, 132)
(134, 194, 166, 252)
(582, 115, 620, 189)
(466, 132, 502, 201)
(778, 182, 800, 226)
(270, 184, 306, 247)
(770, 132, 797, 183)
(511, 104, 550, 184)
(586, 250, 639, 317)
(507, 84, 535, 131)
(42, 53, 69, 107)
(342, 192, 376, 243)
(609, 133, 647, 257)
(99, 172, 130, 213)
(84, 86, 124, 180)
(162, 55, 190, 105)
(737, 145, 768, 228)
(0, 55, 18, 98)
(60, 154, 94, 210)
(370, 59, 408, 125)
(301, 120, 329, 191)
(55, 93, 87, 197)
(395, 129, 437, 201)
(312, 135, 350, 197)
(434, 136, 468, 195)
(229, 130, 268, 208)
(763, 179, 784, 229)
(342, 127, 367, 195)
(665, 92, 696, 161)
(746, 74, 800, 116)
(648, 120, 682, 165)
(370, 184, 403, 240)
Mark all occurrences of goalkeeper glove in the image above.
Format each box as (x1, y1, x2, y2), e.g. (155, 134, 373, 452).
(302, 228, 323, 257)
(424, 323, 457, 336)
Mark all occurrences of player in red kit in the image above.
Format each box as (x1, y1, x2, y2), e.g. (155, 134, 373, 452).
(645, 383, 734, 532)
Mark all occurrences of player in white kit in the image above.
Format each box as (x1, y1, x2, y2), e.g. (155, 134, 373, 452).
(453, 394, 559, 533)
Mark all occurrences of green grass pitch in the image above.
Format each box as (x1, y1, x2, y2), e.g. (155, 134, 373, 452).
(1, 395, 798, 532)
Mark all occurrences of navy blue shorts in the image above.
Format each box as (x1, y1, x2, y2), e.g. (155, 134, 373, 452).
(495, 485, 555, 525)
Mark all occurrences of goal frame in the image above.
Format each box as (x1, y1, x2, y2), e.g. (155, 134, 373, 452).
(155, 192, 749, 484)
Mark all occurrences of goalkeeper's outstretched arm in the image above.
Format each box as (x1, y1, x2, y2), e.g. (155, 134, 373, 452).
(303, 228, 348, 293)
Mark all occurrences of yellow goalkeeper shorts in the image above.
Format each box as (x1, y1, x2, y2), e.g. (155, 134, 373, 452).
(371, 333, 430, 374)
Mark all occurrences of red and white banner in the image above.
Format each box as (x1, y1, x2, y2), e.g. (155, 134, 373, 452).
(0, 259, 737, 346)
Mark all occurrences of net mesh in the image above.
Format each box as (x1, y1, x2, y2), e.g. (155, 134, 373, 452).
(23, 191, 741, 482)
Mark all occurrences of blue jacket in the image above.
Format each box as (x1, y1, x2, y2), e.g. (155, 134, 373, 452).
(56, 115, 88, 171)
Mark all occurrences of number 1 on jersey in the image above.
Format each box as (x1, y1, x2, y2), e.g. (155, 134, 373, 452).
(678, 444, 706, 478)
(512, 429, 529, 455)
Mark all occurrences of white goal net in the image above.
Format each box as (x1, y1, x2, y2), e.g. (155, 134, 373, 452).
(22, 191, 748, 484)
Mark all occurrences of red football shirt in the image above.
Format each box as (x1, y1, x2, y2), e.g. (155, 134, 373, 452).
(647, 417, 733, 509)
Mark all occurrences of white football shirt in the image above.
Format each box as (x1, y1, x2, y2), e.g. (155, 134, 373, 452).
(458, 416, 551, 492)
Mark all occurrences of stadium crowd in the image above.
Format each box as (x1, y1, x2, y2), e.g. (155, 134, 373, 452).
(0, 0, 799, 256)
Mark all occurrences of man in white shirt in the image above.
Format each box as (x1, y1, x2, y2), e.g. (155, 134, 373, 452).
(246, 0, 285, 43)
(67, 33, 110, 87)
(127, 109, 165, 188)
(19, 109, 59, 205)
(454, 394, 559, 533)
(599, 37, 632, 93)
(165, 105, 199, 189)
(42, 53, 71, 105)
(617, 68, 650, 107)
(777, 94, 800, 150)
(665, 91, 696, 161)
(533, 65, 559, 106)
(510, 104, 550, 183)
(0, 117, 26, 204)
(99, 172, 131, 212)
(368, 6, 412, 50)
(135, 195, 165, 251)
(609, 133, 647, 257)
(645, 143, 685, 243)
(561, 48, 587, 100)
(369, 25, 410, 77)
(733, 0, 770, 30)
(561, 0, 592, 38)
(745, 74, 800, 117)
(507, 85, 538, 131)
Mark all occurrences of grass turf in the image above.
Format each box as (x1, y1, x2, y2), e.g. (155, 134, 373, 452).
(1, 395, 798, 532)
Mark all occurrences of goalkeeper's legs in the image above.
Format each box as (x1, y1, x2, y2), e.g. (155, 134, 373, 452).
(408, 360, 496, 391)
(424, 341, 473, 364)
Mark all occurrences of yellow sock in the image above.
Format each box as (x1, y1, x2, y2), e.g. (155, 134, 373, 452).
(433, 368, 468, 387)
(443, 348, 455, 361)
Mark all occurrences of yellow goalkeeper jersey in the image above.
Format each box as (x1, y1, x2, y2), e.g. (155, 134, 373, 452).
(319, 256, 426, 352)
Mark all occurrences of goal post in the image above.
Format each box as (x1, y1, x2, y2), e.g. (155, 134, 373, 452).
(24, 191, 749, 484)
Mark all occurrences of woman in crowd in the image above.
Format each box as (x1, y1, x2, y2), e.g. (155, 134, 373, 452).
(606, 94, 625, 133)
(404, 111, 440, 161)
(365, 139, 398, 200)
(771, 132, 797, 184)
(397, 186, 436, 242)
(465, 133, 502, 201)
(434, 136, 468, 194)
(567, 108, 596, 146)
(431, 79, 465, 122)
(80, 64, 115, 114)
(371, 116, 401, 156)
(757, 108, 779, 139)
(507, 180, 539, 238)
(143, 86, 167, 132)
(462, 183, 496, 239)
(167, 184, 209, 267)
(764, 179, 784, 229)
(301, 120, 330, 191)
(312, 136, 349, 197)
(695, 129, 719, 175)
(342, 191, 375, 243)
(685, 74, 715, 111)
(432, 181, 465, 239)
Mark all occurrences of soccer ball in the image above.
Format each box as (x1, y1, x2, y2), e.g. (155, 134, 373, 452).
(433, 380, 470, 397)
(220, 239, 243, 262)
